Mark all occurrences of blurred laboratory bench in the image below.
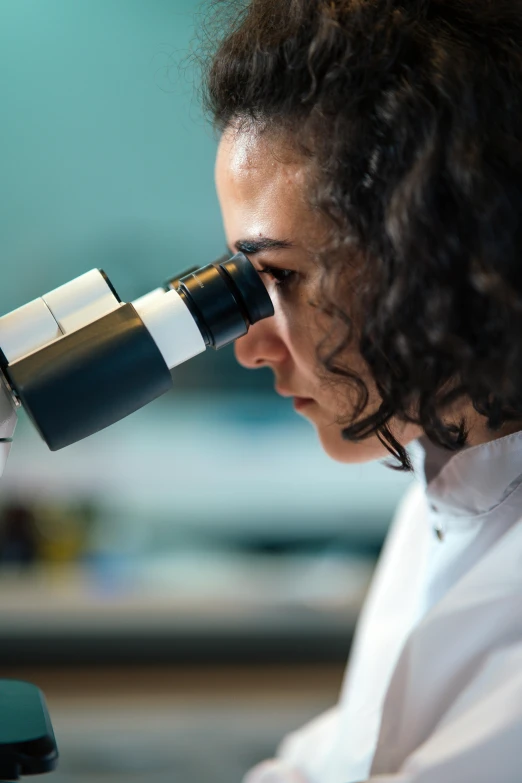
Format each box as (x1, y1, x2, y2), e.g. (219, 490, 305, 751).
(1, 663, 344, 783)
(0, 551, 373, 664)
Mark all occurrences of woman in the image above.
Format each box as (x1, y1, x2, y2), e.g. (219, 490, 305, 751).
(207, 0, 522, 780)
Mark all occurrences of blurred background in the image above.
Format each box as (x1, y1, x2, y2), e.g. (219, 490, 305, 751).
(0, 1, 413, 780)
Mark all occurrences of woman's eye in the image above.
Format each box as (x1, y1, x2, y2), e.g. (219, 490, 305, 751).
(258, 265, 296, 289)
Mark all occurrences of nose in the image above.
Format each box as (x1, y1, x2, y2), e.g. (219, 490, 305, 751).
(234, 316, 289, 369)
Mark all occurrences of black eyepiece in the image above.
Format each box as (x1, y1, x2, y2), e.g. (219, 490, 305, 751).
(217, 252, 274, 325)
(168, 252, 274, 349)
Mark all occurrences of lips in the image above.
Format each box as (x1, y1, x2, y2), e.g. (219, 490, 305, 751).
(275, 386, 315, 412)
(276, 385, 310, 397)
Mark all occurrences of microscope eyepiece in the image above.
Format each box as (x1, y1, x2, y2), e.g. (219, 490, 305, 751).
(216, 252, 274, 325)
(171, 252, 274, 350)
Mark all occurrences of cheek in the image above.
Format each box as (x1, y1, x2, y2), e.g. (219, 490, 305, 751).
(276, 295, 322, 369)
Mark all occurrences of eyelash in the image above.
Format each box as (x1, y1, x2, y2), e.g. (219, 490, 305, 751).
(258, 265, 296, 289)
(223, 248, 296, 290)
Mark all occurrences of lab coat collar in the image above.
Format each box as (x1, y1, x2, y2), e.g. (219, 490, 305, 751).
(409, 429, 522, 518)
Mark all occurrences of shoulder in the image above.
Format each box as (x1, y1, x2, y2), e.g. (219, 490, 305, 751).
(372, 639, 522, 781)
(373, 509, 522, 776)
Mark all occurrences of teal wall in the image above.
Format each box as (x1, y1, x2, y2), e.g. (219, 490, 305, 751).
(0, 0, 222, 312)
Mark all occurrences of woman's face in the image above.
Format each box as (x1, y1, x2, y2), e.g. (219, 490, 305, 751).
(215, 127, 422, 462)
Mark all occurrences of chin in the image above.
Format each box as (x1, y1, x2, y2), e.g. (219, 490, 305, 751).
(316, 425, 389, 464)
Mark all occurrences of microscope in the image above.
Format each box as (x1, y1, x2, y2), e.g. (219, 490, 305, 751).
(0, 253, 274, 779)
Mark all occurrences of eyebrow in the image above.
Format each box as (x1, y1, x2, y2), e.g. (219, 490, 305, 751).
(230, 237, 294, 255)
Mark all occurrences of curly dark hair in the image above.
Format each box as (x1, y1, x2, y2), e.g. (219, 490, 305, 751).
(204, 0, 522, 470)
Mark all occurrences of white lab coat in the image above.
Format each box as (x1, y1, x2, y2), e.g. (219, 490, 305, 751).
(244, 430, 522, 783)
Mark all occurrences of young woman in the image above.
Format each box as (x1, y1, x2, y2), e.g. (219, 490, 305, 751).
(207, 1, 522, 780)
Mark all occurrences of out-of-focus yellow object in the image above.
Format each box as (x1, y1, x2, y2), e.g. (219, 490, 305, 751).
(33, 502, 95, 564)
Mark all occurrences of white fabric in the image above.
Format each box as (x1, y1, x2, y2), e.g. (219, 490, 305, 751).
(244, 430, 522, 783)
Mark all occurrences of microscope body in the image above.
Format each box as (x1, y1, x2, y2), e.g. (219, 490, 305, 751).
(0, 255, 272, 459)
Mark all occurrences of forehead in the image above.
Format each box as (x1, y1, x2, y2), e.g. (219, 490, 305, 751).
(216, 126, 303, 176)
(215, 127, 311, 238)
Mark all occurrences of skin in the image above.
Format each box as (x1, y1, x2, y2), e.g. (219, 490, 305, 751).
(215, 126, 522, 464)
